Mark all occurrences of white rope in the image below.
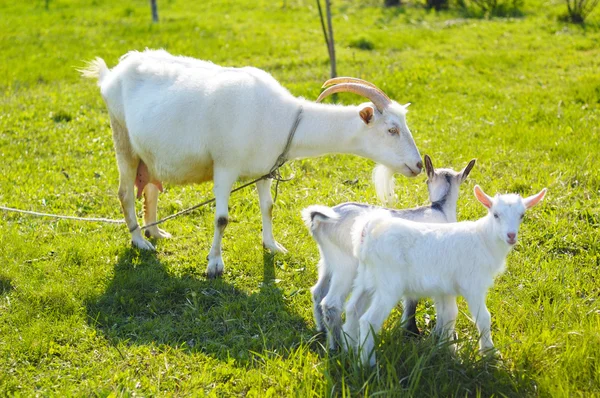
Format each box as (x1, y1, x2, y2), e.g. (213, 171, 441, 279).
(0, 205, 125, 224)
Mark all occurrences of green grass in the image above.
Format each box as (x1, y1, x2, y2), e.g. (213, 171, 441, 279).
(1, 0, 599, 395)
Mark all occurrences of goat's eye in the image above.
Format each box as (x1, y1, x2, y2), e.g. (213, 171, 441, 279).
(388, 127, 399, 135)
(493, 213, 499, 219)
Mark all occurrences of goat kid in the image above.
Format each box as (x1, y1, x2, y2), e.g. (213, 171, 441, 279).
(81, 49, 423, 278)
(346, 185, 547, 366)
(302, 155, 476, 350)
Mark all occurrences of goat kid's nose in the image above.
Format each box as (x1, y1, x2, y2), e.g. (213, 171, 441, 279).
(507, 232, 516, 240)
(415, 161, 423, 171)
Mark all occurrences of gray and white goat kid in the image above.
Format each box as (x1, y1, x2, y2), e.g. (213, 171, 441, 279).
(81, 50, 423, 278)
(347, 185, 547, 366)
(302, 155, 476, 350)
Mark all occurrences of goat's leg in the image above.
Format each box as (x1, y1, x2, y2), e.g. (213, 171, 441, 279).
(321, 269, 355, 351)
(401, 297, 420, 335)
(256, 178, 287, 253)
(358, 293, 398, 367)
(343, 285, 370, 352)
(143, 183, 172, 239)
(433, 295, 458, 350)
(110, 118, 154, 251)
(206, 169, 237, 279)
(465, 292, 494, 354)
(311, 259, 330, 333)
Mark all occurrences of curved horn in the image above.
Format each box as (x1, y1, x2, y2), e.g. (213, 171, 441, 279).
(316, 83, 390, 113)
(322, 77, 391, 101)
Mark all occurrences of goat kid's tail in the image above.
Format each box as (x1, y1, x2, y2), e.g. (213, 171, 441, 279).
(351, 211, 387, 262)
(79, 57, 109, 85)
(301, 205, 339, 233)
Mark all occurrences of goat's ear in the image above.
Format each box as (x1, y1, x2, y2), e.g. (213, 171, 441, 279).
(460, 159, 477, 182)
(424, 154, 435, 179)
(523, 188, 547, 209)
(474, 185, 493, 209)
(359, 106, 374, 125)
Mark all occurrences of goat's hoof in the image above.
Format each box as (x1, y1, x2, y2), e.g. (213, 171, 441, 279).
(132, 237, 155, 251)
(206, 256, 225, 279)
(144, 227, 172, 239)
(481, 347, 501, 359)
(206, 270, 223, 279)
(263, 240, 288, 254)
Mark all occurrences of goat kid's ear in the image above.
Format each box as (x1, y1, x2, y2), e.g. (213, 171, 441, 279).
(474, 185, 493, 209)
(359, 106, 375, 125)
(523, 188, 547, 209)
(424, 154, 435, 179)
(460, 159, 477, 182)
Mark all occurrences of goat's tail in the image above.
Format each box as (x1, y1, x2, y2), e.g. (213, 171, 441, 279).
(351, 211, 387, 262)
(301, 205, 339, 233)
(78, 57, 109, 85)
(373, 164, 396, 206)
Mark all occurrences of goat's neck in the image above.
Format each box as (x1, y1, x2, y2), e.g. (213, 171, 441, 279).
(286, 101, 366, 159)
(477, 216, 514, 262)
(430, 187, 459, 223)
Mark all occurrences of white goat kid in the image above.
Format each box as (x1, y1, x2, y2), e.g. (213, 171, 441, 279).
(81, 49, 423, 278)
(347, 185, 547, 366)
(302, 155, 476, 350)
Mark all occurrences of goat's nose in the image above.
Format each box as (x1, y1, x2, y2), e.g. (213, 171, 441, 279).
(507, 232, 516, 240)
(416, 161, 423, 171)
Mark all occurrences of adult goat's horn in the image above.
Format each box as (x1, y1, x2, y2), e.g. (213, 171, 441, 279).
(316, 83, 390, 113)
(321, 77, 390, 101)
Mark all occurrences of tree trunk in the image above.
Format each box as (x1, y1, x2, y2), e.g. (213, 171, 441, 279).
(150, 0, 159, 23)
(325, 0, 336, 79)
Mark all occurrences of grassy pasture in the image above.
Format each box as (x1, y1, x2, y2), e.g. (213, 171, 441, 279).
(1, 0, 599, 395)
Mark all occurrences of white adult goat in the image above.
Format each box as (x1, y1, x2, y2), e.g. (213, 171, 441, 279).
(81, 49, 423, 278)
(346, 185, 547, 366)
(302, 155, 476, 350)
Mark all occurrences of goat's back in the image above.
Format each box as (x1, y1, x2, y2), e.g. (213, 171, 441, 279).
(356, 216, 502, 297)
(96, 50, 302, 183)
(314, 202, 446, 254)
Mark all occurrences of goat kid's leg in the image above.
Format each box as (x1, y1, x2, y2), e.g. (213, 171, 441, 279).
(465, 293, 495, 355)
(401, 297, 420, 335)
(143, 183, 172, 239)
(343, 288, 370, 352)
(111, 118, 153, 251)
(256, 178, 287, 253)
(433, 295, 458, 351)
(321, 270, 355, 351)
(311, 259, 330, 333)
(206, 170, 237, 279)
(358, 293, 398, 367)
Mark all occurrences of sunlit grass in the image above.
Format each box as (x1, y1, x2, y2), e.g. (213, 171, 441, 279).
(0, 0, 599, 395)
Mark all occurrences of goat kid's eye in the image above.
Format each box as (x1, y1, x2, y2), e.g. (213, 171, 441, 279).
(493, 213, 499, 219)
(388, 127, 399, 136)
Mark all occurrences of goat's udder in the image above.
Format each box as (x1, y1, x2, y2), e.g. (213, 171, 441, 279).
(136, 160, 164, 198)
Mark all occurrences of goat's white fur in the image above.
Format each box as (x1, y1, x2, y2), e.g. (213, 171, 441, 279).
(81, 49, 422, 278)
(346, 185, 547, 366)
(302, 156, 476, 350)
(373, 164, 397, 206)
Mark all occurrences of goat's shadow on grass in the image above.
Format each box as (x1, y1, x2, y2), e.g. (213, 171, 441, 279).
(323, 325, 538, 396)
(86, 247, 313, 363)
